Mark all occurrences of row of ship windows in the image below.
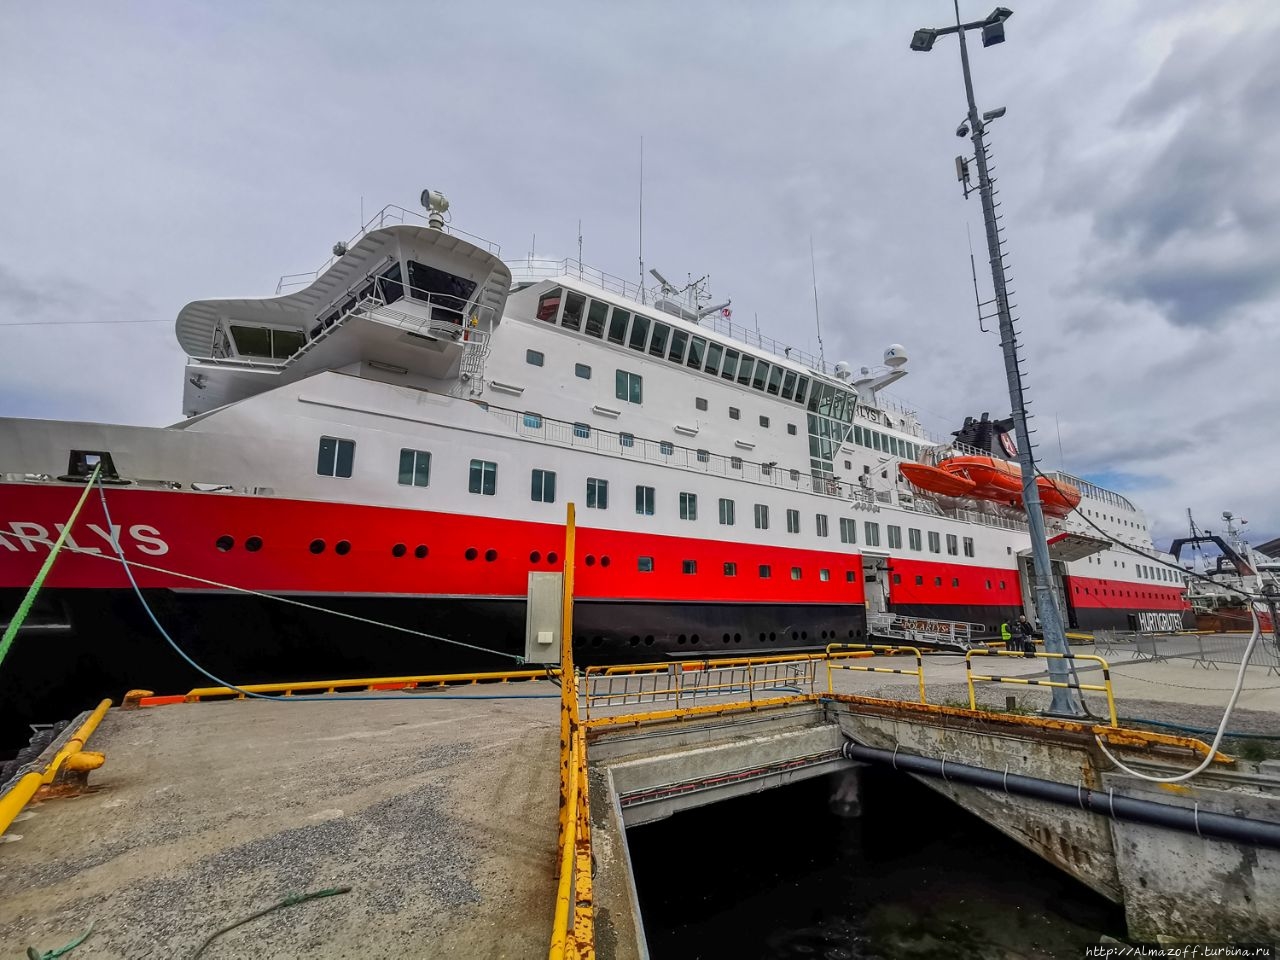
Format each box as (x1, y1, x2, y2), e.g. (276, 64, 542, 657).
(534, 287, 814, 407)
(889, 573, 1009, 590)
(1084, 507, 1144, 531)
(1083, 554, 1185, 583)
(1075, 585, 1179, 599)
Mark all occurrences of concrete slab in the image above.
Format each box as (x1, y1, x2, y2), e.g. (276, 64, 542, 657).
(0, 691, 561, 959)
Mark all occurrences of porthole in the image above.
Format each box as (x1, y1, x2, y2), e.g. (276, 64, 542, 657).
(530, 551, 541, 563)
(547, 552, 558, 564)
(245, 536, 263, 552)
(572, 635, 584, 646)
(759, 632, 766, 642)
(335, 540, 351, 556)
(792, 631, 799, 641)
(591, 636, 603, 647)
(801, 631, 808, 640)
(769, 631, 776, 642)
(485, 549, 497, 562)
(392, 543, 407, 557)
(733, 633, 741, 643)
(216, 535, 234, 552)
(600, 555, 611, 567)
(678, 634, 687, 645)
(414, 544, 428, 559)
(585, 555, 596, 566)
(465, 547, 479, 561)
(691, 634, 700, 644)
(309, 539, 325, 554)
(629, 636, 640, 646)
(723, 634, 731, 644)
(644, 635, 654, 645)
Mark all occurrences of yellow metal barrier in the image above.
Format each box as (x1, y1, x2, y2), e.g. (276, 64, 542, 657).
(965, 649, 1119, 727)
(178, 669, 552, 702)
(0, 698, 112, 837)
(824, 644, 927, 703)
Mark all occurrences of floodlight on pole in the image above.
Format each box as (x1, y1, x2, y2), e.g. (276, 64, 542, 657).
(908, 2, 1085, 717)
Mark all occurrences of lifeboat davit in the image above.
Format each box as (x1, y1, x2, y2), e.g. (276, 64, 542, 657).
(902, 455, 1081, 518)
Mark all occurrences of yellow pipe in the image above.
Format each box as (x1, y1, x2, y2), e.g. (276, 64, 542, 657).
(183, 669, 551, 701)
(0, 698, 111, 837)
(548, 726, 581, 959)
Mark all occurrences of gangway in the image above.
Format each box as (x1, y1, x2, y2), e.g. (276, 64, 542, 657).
(867, 613, 988, 651)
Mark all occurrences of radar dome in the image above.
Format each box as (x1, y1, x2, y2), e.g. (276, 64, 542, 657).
(834, 361, 852, 380)
(884, 344, 908, 368)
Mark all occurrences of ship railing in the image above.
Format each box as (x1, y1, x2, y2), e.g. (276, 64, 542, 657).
(505, 258, 829, 374)
(1095, 628, 1280, 676)
(277, 204, 501, 294)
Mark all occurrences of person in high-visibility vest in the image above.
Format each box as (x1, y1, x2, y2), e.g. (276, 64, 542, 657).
(999, 619, 1013, 650)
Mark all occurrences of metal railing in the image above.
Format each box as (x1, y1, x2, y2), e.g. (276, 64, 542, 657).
(581, 655, 821, 720)
(825, 644, 927, 703)
(1094, 629, 1280, 676)
(965, 649, 1118, 726)
(278, 204, 500, 293)
(868, 614, 989, 650)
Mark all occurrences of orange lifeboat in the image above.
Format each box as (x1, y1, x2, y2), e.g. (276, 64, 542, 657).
(907, 455, 1081, 518)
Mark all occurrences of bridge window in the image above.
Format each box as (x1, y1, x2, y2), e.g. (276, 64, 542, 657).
(648, 322, 670, 358)
(231, 325, 305, 360)
(721, 349, 740, 381)
(531, 469, 556, 503)
(586, 477, 608, 509)
(687, 336, 707, 370)
(468, 459, 497, 496)
(703, 342, 722, 375)
(752, 361, 770, 391)
(559, 292, 585, 331)
(908, 528, 922, 551)
(607, 308, 630, 344)
(536, 287, 561, 322)
(616, 370, 643, 404)
(584, 299, 609, 337)
(377, 263, 404, 305)
(398, 449, 431, 487)
(680, 492, 698, 521)
(781, 370, 797, 400)
(628, 314, 651, 351)
(737, 356, 755, 387)
(406, 260, 476, 323)
(635, 485, 655, 516)
(668, 329, 689, 363)
(767, 366, 784, 396)
(317, 437, 355, 478)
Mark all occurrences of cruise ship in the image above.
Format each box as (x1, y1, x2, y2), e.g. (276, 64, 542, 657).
(0, 193, 1191, 740)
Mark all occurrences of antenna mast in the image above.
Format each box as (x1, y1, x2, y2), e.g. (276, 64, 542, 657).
(638, 137, 646, 304)
(809, 234, 826, 372)
(577, 219, 583, 278)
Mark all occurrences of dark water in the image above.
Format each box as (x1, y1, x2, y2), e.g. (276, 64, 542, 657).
(627, 769, 1126, 959)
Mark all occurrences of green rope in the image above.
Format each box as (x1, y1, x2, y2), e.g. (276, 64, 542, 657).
(0, 464, 101, 672)
(191, 886, 352, 957)
(26, 921, 94, 960)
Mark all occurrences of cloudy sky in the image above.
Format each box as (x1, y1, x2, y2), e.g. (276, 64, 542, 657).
(2, 1, 1277, 550)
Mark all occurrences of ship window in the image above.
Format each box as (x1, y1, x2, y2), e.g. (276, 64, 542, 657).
(790, 468, 800, 481)
(648, 322, 670, 358)
(376, 263, 404, 305)
(758, 565, 772, 579)
(754, 504, 770, 530)
(619, 433, 635, 447)
(839, 518, 857, 544)
(892, 574, 902, 584)
(523, 412, 543, 429)
(887, 525, 902, 548)
(398, 449, 431, 487)
(526, 349, 544, 367)
(820, 568, 830, 582)
(584, 299, 609, 337)
(760, 415, 770, 428)
(730, 456, 742, 469)
(718, 498, 735, 526)
(721, 349, 740, 381)
(531, 469, 557, 503)
(816, 514, 829, 538)
(317, 437, 355, 478)
(963, 537, 975, 557)
(696, 397, 708, 411)
(752, 361, 770, 391)
(794, 376, 809, 406)
(781, 370, 797, 400)
(729, 407, 740, 420)
(946, 534, 958, 556)
(559, 291, 585, 331)
(607, 308, 630, 344)
(687, 336, 707, 370)
(865, 522, 881, 546)
(737, 356, 755, 386)
(660, 441, 674, 456)
(999, 580, 1006, 589)
(230, 325, 305, 360)
(616, 369, 643, 404)
(786, 509, 800, 534)
(468, 459, 497, 496)
(536, 287, 562, 323)
(628, 314, 651, 351)
(928, 531, 941, 553)
(724, 562, 737, 577)
(573, 422, 590, 439)
(791, 567, 802, 580)
(406, 260, 476, 323)
(587, 477, 608, 509)
(575, 363, 592, 379)
(767, 365, 784, 396)
(638, 556, 654, 572)
(635, 485, 655, 516)
(916, 575, 924, 585)
(680, 492, 698, 521)
(668, 329, 689, 363)
(682, 559, 698, 574)
(697, 449, 710, 463)
(846, 570, 856, 583)
(703, 342, 722, 375)
(787, 423, 797, 435)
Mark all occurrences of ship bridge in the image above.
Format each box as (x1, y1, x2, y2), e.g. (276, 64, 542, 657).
(176, 205, 510, 417)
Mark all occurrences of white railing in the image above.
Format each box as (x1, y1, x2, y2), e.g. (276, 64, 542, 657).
(277, 205, 501, 294)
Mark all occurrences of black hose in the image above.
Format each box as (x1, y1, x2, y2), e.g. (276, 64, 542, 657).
(843, 742, 1280, 850)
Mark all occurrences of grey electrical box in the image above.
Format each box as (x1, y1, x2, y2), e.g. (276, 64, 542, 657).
(524, 572, 563, 664)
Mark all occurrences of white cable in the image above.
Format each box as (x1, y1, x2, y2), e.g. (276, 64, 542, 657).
(1094, 603, 1265, 783)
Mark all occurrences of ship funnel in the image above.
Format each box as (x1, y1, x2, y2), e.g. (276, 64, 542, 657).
(420, 189, 450, 230)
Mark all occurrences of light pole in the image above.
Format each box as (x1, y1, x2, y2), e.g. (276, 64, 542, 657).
(911, 3, 1085, 716)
